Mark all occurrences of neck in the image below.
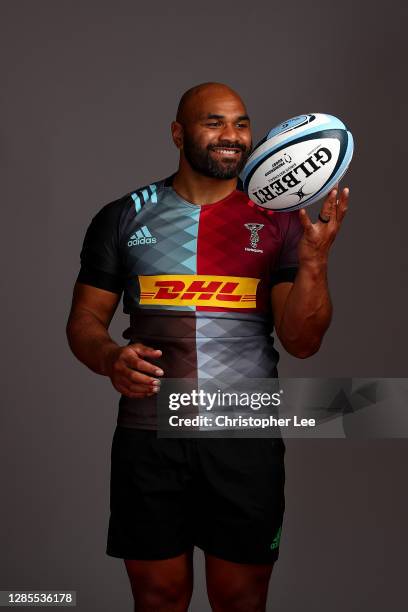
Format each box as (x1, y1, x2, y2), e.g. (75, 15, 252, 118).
(172, 162, 237, 206)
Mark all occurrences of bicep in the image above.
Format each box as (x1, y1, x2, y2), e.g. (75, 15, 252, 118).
(72, 198, 127, 327)
(68, 282, 121, 328)
(271, 282, 293, 333)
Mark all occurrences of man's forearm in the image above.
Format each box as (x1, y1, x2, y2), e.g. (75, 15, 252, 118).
(66, 311, 119, 376)
(276, 262, 332, 358)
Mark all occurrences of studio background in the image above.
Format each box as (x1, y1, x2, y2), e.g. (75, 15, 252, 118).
(1, 1, 407, 610)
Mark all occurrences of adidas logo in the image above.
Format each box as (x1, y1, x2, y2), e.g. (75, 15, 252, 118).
(127, 226, 157, 247)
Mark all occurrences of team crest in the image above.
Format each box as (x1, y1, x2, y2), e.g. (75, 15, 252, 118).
(244, 223, 264, 253)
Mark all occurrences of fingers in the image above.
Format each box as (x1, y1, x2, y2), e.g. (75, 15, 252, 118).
(113, 376, 160, 399)
(336, 187, 350, 223)
(299, 187, 350, 229)
(319, 188, 338, 223)
(133, 343, 163, 359)
(128, 355, 163, 378)
(298, 207, 313, 231)
(122, 344, 164, 377)
(110, 342, 165, 399)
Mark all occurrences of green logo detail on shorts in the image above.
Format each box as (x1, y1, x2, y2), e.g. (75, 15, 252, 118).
(270, 526, 282, 550)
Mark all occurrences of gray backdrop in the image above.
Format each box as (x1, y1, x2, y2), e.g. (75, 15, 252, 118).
(1, 0, 407, 610)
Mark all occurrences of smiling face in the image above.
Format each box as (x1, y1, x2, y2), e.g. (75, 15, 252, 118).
(172, 84, 253, 180)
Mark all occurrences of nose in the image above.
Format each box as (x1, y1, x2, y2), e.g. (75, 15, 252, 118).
(220, 122, 240, 142)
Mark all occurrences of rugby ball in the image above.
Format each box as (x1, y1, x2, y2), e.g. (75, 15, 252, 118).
(240, 113, 354, 211)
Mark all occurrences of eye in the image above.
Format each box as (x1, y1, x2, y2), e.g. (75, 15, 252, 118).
(206, 122, 221, 127)
(237, 123, 249, 129)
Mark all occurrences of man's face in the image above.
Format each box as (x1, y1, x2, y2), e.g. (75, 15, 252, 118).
(180, 93, 252, 180)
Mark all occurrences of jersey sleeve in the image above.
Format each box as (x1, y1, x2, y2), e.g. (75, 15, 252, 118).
(270, 211, 303, 286)
(77, 198, 126, 294)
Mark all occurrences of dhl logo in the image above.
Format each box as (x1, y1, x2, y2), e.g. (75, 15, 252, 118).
(139, 275, 259, 308)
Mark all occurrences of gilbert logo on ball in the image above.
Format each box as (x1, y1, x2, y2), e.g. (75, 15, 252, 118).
(240, 113, 354, 211)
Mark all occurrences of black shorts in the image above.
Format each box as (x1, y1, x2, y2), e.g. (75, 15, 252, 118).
(106, 427, 286, 565)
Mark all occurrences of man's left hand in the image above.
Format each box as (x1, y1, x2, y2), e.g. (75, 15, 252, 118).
(297, 187, 350, 267)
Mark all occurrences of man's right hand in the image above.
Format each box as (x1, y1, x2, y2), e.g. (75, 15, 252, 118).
(67, 284, 164, 398)
(106, 343, 164, 399)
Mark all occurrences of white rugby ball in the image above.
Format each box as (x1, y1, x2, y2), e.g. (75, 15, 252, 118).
(240, 113, 354, 211)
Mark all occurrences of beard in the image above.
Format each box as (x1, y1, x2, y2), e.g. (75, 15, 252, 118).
(182, 132, 252, 180)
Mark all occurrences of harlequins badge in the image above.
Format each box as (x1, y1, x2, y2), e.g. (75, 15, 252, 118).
(244, 223, 264, 253)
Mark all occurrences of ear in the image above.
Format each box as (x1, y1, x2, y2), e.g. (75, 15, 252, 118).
(171, 121, 184, 149)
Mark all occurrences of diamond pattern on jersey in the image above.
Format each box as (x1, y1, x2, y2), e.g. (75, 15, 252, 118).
(127, 192, 200, 312)
(128, 309, 198, 339)
(195, 313, 278, 385)
(115, 186, 292, 429)
(156, 337, 198, 378)
(195, 312, 268, 339)
(197, 207, 234, 274)
(132, 210, 199, 276)
(195, 192, 281, 313)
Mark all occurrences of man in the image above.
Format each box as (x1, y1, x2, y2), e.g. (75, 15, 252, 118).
(67, 82, 349, 611)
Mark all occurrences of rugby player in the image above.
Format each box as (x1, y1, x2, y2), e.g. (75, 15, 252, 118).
(66, 82, 349, 612)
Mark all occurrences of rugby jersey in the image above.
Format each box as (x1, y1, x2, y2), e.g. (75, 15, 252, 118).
(77, 175, 303, 428)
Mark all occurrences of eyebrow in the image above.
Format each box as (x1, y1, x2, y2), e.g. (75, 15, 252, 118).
(203, 113, 250, 121)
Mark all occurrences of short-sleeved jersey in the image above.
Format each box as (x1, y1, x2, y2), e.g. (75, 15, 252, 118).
(78, 175, 303, 428)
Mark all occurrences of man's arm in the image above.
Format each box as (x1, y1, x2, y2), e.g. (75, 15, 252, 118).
(271, 265, 332, 358)
(67, 282, 122, 375)
(271, 187, 349, 358)
(66, 282, 163, 397)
